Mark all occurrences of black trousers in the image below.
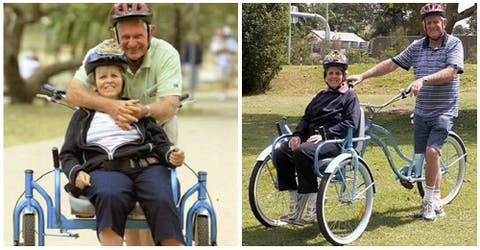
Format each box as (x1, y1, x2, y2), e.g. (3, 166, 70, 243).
(275, 141, 340, 193)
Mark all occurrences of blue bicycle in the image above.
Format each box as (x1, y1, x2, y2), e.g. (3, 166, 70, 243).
(249, 90, 466, 245)
(12, 84, 217, 246)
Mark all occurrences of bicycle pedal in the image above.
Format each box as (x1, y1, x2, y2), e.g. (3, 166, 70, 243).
(400, 180, 414, 189)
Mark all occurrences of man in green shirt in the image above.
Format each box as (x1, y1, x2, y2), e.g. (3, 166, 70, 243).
(65, 3, 182, 246)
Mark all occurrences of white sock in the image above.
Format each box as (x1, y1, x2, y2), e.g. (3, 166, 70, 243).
(424, 185, 435, 204)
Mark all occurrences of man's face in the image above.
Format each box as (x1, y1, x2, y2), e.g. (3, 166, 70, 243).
(423, 15, 447, 41)
(115, 19, 150, 61)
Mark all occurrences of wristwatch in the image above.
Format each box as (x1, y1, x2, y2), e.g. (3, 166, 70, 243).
(422, 77, 428, 85)
(145, 105, 151, 117)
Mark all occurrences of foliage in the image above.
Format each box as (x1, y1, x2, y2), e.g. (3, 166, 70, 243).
(379, 28, 411, 60)
(467, 13, 477, 34)
(465, 46, 477, 64)
(344, 49, 377, 64)
(242, 3, 289, 95)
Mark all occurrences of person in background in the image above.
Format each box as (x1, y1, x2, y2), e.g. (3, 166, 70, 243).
(183, 33, 203, 97)
(210, 26, 237, 101)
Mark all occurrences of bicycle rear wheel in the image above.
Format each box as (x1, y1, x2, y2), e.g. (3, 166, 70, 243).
(248, 155, 289, 227)
(317, 157, 374, 245)
(416, 133, 466, 204)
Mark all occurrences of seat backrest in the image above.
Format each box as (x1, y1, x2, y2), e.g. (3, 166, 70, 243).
(355, 107, 365, 153)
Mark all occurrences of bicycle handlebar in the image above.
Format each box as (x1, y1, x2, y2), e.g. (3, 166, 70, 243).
(360, 89, 410, 111)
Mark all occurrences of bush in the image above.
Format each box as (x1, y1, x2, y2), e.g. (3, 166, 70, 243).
(242, 4, 289, 95)
(345, 49, 377, 64)
(465, 46, 477, 64)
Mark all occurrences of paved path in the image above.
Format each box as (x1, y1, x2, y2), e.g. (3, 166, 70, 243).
(3, 90, 238, 246)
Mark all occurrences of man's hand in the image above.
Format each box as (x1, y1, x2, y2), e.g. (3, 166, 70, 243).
(168, 146, 185, 167)
(75, 171, 91, 189)
(307, 134, 323, 144)
(346, 74, 364, 86)
(288, 136, 301, 150)
(110, 99, 143, 130)
(408, 78, 424, 97)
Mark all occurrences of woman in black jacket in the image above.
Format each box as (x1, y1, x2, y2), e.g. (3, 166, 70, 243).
(60, 45, 185, 246)
(275, 50, 361, 224)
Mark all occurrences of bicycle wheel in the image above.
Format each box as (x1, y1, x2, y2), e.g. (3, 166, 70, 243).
(248, 155, 289, 227)
(416, 133, 466, 204)
(317, 157, 374, 245)
(193, 214, 209, 246)
(22, 213, 35, 246)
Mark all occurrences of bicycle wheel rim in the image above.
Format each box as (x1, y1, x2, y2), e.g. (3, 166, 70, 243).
(318, 158, 374, 245)
(249, 156, 289, 227)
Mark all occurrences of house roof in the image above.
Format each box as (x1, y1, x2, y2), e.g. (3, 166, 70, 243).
(311, 30, 367, 43)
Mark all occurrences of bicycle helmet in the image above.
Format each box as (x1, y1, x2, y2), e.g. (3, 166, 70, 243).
(109, 3, 153, 27)
(109, 3, 153, 46)
(323, 50, 348, 71)
(85, 40, 128, 75)
(420, 3, 446, 19)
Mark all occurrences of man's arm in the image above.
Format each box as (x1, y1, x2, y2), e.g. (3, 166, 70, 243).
(141, 95, 180, 124)
(348, 59, 399, 85)
(408, 65, 458, 96)
(66, 78, 141, 129)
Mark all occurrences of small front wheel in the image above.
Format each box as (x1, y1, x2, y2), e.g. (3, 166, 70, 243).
(22, 213, 35, 246)
(317, 157, 374, 245)
(248, 155, 290, 227)
(193, 214, 209, 246)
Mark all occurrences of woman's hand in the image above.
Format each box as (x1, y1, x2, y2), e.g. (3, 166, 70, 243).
(75, 171, 91, 189)
(307, 134, 323, 144)
(288, 136, 301, 150)
(168, 146, 185, 167)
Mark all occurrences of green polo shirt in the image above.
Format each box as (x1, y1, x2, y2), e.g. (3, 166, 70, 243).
(74, 38, 182, 104)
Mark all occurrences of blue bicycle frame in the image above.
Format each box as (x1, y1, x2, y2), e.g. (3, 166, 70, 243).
(13, 149, 217, 246)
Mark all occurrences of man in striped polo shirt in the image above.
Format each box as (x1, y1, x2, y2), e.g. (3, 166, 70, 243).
(348, 3, 464, 222)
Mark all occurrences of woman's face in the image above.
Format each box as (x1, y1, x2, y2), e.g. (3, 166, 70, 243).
(325, 66, 344, 89)
(93, 65, 123, 99)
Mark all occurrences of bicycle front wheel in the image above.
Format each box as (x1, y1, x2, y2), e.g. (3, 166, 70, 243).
(416, 133, 466, 204)
(248, 155, 289, 227)
(317, 157, 374, 245)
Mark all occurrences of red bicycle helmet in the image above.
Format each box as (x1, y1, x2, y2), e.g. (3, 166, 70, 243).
(109, 3, 153, 27)
(420, 3, 446, 19)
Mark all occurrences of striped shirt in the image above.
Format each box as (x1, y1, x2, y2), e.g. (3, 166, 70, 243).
(86, 112, 141, 152)
(392, 33, 464, 117)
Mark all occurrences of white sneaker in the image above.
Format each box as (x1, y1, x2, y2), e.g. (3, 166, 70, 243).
(413, 202, 445, 218)
(280, 191, 299, 222)
(422, 202, 437, 222)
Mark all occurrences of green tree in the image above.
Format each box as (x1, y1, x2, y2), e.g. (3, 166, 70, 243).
(242, 3, 289, 95)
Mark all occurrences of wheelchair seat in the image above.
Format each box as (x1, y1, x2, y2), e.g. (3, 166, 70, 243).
(68, 195, 145, 219)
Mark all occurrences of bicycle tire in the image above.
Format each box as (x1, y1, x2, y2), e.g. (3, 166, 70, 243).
(193, 214, 209, 246)
(248, 155, 289, 227)
(416, 133, 466, 205)
(317, 157, 374, 245)
(417, 133, 467, 205)
(22, 213, 35, 246)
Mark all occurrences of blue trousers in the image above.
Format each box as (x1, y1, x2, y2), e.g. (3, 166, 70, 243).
(85, 165, 184, 245)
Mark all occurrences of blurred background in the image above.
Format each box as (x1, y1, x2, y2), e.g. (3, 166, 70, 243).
(4, 3, 238, 246)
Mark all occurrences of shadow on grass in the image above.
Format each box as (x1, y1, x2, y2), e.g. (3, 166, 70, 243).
(242, 109, 476, 157)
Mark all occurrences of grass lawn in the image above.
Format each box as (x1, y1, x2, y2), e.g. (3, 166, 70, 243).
(242, 64, 477, 246)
